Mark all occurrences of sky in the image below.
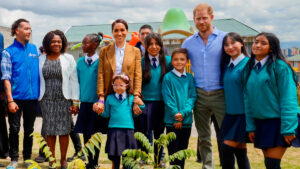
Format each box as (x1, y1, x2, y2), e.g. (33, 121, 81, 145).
(0, 0, 299, 46)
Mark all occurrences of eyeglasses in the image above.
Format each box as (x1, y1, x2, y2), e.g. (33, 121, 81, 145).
(112, 84, 127, 88)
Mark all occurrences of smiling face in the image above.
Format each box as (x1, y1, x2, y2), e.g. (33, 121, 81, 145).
(172, 53, 188, 73)
(147, 38, 161, 57)
(16, 21, 31, 43)
(112, 23, 128, 45)
(252, 35, 271, 60)
(112, 78, 127, 95)
(193, 9, 213, 33)
(50, 35, 62, 55)
(82, 36, 97, 55)
(224, 37, 243, 60)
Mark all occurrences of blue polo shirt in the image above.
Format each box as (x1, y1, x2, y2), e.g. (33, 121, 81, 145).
(182, 27, 226, 91)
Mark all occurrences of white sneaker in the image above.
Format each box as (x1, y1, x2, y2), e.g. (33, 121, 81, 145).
(6, 161, 18, 169)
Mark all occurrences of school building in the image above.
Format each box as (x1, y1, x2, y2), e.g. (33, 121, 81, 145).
(64, 8, 260, 61)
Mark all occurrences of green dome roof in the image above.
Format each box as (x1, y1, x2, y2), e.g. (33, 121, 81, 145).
(159, 8, 194, 37)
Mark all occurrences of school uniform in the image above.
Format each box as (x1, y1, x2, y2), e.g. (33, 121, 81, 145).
(101, 93, 145, 168)
(161, 69, 197, 169)
(75, 54, 108, 135)
(245, 56, 300, 149)
(74, 54, 108, 169)
(220, 55, 250, 143)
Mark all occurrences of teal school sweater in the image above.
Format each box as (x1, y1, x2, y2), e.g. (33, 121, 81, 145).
(101, 94, 145, 129)
(224, 57, 249, 115)
(142, 55, 172, 101)
(76, 57, 99, 103)
(245, 60, 300, 135)
(161, 71, 197, 128)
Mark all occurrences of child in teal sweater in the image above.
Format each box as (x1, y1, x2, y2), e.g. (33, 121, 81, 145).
(244, 32, 300, 169)
(74, 32, 108, 169)
(161, 48, 197, 169)
(99, 73, 144, 169)
(135, 33, 172, 165)
(219, 32, 251, 169)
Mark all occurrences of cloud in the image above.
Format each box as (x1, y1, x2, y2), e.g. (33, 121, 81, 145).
(0, 0, 299, 45)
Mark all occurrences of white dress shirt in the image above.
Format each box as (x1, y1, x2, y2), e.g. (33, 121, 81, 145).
(172, 68, 187, 77)
(85, 52, 98, 65)
(148, 54, 160, 67)
(228, 54, 246, 67)
(115, 92, 127, 100)
(255, 55, 269, 67)
(115, 42, 126, 75)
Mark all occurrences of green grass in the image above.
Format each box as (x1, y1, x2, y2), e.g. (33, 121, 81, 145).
(0, 133, 300, 168)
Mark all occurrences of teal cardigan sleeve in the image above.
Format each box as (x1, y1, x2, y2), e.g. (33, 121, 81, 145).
(277, 65, 299, 135)
(76, 61, 80, 84)
(101, 97, 111, 118)
(181, 76, 197, 117)
(161, 76, 179, 116)
(244, 90, 256, 132)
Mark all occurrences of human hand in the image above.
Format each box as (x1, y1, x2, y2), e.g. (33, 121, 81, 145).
(133, 103, 142, 115)
(134, 96, 144, 105)
(93, 102, 105, 115)
(174, 113, 183, 122)
(173, 122, 182, 129)
(69, 105, 79, 115)
(8, 101, 19, 113)
(248, 132, 255, 143)
(284, 135, 296, 145)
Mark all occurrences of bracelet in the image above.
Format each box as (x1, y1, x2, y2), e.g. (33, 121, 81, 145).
(98, 100, 104, 104)
(73, 103, 79, 107)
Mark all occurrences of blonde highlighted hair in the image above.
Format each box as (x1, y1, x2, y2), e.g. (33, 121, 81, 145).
(193, 3, 213, 16)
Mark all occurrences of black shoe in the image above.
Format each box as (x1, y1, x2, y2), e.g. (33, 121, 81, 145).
(67, 154, 86, 162)
(34, 155, 47, 163)
(0, 164, 4, 167)
(196, 158, 202, 163)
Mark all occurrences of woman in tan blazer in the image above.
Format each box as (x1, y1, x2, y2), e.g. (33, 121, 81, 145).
(94, 19, 143, 114)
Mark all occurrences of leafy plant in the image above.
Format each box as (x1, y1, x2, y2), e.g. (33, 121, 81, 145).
(30, 133, 56, 168)
(27, 132, 104, 169)
(68, 132, 104, 169)
(122, 132, 196, 169)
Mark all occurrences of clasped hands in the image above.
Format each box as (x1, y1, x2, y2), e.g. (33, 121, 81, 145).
(174, 112, 183, 129)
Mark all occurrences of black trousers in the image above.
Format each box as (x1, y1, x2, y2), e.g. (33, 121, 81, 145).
(166, 127, 191, 169)
(0, 99, 9, 158)
(84, 134, 99, 168)
(8, 100, 37, 161)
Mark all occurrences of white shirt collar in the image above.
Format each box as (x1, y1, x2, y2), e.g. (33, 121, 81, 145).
(255, 55, 269, 67)
(172, 68, 187, 77)
(115, 42, 126, 51)
(228, 54, 245, 67)
(148, 54, 160, 67)
(115, 92, 127, 100)
(85, 53, 98, 65)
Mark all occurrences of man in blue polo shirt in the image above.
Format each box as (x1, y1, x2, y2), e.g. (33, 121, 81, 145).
(1, 19, 39, 169)
(182, 4, 226, 169)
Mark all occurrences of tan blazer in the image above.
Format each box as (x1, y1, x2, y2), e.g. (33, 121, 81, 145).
(97, 43, 142, 98)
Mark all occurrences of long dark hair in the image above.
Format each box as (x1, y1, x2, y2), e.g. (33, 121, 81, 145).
(143, 33, 167, 84)
(244, 32, 297, 85)
(220, 32, 248, 82)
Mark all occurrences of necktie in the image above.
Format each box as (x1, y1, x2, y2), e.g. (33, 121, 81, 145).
(152, 58, 157, 68)
(87, 58, 92, 66)
(119, 94, 123, 101)
(256, 62, 262, 70)
(229, 63, 234, 70)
